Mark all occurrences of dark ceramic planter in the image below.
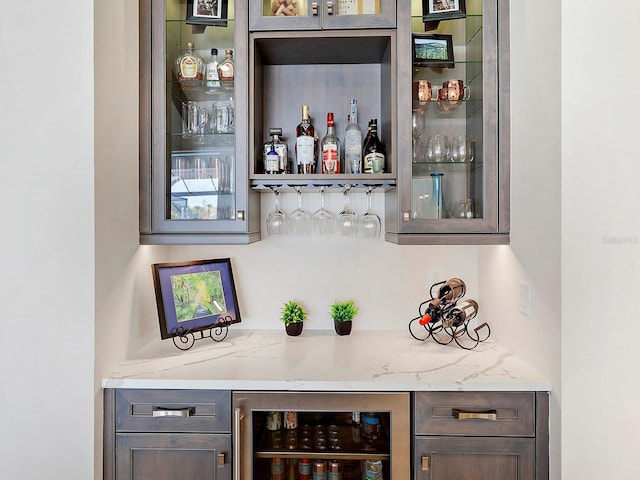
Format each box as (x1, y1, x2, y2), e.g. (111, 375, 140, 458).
(285, 322, 303, 336)
(334, 320, 352, 336)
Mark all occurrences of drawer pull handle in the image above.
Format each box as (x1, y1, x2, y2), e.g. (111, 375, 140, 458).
(151, 406, 195, 418)
(453, 409, 497, 421)
(312, 2, 318, 16)
(327, 1, 334, 15)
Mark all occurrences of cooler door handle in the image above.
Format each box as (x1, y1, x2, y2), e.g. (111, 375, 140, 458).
(233, 408, 242, 480)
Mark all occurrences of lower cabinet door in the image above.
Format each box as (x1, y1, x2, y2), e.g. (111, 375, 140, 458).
(414, 437, 535, 480)
(116, 433, 231, 480)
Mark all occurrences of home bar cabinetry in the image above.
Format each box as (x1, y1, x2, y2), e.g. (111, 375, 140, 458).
(139, 0, 509, 245)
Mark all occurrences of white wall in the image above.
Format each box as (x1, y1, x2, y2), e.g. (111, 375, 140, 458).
(0, 1, 95, 479)
(561, 1, 640, 478)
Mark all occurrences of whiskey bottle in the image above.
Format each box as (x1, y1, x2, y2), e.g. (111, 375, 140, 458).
(263, 128, 289, 174)
(363, 118, 385, 173)
(175, 42, 205, 87)
(321, 112, 340, 174)
(295, 105, 317, 174)
(205, 48, 220, 91)
(344, 99, 363, 174)
(217, 49, 235, 86)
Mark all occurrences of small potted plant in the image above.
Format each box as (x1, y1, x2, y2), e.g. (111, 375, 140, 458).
(330, 300, 358, 336)
(280, 300, 307, 336)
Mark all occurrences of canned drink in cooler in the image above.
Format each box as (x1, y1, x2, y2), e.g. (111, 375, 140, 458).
(328, 460, 342, 480)
(362, 459, 383, 480)
(313, 460, 327, 479)
(267, 411, 282, 431)
(298, 458, 312, 480)
(271, 458, 285, 480)
(285, 410, 298, 429)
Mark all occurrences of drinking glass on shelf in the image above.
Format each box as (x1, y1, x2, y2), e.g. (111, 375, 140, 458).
(457, 199, 474, 219)
(312, 186, 335, 235)
(451, 135, 475, 163)
(337, 185, 358, 236)
(411, 109, 426, 163)
(426, 135, 450, 163)
(288, 186, 311, 235)
(266, 188, 287, 235)
(358, 187, 381, 239)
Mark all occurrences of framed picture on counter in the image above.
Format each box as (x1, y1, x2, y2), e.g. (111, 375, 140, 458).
(186, 0, 228, 26)
(152, 258, 241, 340)
(422, 0, 466, 21)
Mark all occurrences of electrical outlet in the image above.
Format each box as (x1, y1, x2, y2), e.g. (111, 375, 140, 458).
(429, 267, 444, 286)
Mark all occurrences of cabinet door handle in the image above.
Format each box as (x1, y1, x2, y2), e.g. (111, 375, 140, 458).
(327, 1, 334, 15)
(151, 406, 195, 418)
(233, 408, 242, 480)
(421, 456, 430, 471)
(218, 453, 225, 467)
(453, 408, 497, 421)
(312, 2, 318, 16)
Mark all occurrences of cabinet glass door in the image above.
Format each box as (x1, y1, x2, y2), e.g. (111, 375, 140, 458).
(249, 0, 395, 31)
(165, 0, 237, 225)
(387, 0, 509, 244)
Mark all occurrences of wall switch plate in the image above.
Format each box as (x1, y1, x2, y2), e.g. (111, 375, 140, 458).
(520, 283, 532, 317)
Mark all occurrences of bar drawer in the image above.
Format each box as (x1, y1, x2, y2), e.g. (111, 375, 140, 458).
(115, 389, 231, 433)
(414, 392, 535, 437)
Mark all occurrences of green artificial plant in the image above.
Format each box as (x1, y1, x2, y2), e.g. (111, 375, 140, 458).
(280, 300, 308, 326)
(330, 300, 358, 323)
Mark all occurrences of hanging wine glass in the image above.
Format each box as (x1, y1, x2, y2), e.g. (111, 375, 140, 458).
(337, 185, 358, 236)
(312, 186, 335, 235)
(288, 186, 311, 235)
(358, 187, 381, 239)
(266, 187, 287, 235)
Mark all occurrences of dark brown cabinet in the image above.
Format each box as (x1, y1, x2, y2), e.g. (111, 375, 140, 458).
(413, 392, 549, 480)
(104, 389, 232, 480)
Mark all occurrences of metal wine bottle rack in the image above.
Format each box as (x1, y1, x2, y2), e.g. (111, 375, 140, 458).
(170, 317, 230, 351)
(408, 278, 491, 350)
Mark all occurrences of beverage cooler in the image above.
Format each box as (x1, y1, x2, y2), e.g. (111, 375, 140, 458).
(232, 392, 410, 479)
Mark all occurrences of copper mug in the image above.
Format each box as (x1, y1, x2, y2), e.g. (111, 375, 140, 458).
(439, 79, 471, 102)
(412, 80, 437, 109)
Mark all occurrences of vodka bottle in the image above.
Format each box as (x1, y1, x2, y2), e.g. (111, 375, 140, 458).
(205, 48, 220, 91)
(321, 112, 340, 174)
(295, 105, 317, 174)
(344, 99, 363, 174)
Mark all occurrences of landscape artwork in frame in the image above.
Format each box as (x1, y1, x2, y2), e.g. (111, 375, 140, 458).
(152, 258, 241, 340)
(413, 34, 455, 69)
(422, 0, 466, 21)
(186, 0, 229, 26)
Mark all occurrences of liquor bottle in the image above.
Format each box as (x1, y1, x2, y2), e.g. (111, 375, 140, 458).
(272, 128, 290, 173)
(205, 48, 220, 91)
(175, 42, 205, 87)
(217, 49, 235, 85)
(344, 99, 363, 174)
(363, 118, 385, 173)
(361, 119, 373, 163)
(321, 112, 340, 174)
(265, 143, 280, 174)
(295, 105, 317, 174)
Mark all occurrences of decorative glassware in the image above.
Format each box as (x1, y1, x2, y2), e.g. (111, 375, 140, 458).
(337, 185, 358, 236)
(358, 187, 381, 238)
(288, 186, 311, 235)
(451, 135, 475, 163)
(312, 186, 335, 235)
(266, 188, 287, 235)
(426, 173, 444, 219)
(411, 109, 425, 163)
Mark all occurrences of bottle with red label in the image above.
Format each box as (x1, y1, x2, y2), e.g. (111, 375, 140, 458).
(321, 112, 341, 174)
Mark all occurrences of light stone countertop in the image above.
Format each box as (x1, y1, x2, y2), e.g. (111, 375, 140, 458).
(101, 329, 550, 392)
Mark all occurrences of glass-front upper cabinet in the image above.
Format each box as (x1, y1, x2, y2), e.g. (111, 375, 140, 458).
(249, 0, 396, 31)
(140, 0, 260, 244)
(386, 0, 510, 244)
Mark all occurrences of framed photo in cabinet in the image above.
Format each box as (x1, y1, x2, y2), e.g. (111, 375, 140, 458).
(152, 258, 241, 340)
(422, 0, 466, 21)
(413, 34, 455, 69)
(186, 0, 229, 26)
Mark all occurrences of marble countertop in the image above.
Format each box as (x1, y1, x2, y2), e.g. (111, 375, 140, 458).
(101, 329, 550, 392)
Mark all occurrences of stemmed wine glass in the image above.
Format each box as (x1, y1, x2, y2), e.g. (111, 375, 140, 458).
(411, 109, 425, 163)
(288, 186, 311, 235)
(266, 187, 287, 236)
(312, 186, 335, 235)
(358, 187, 381, 239)
(337, 185, 358, 236)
